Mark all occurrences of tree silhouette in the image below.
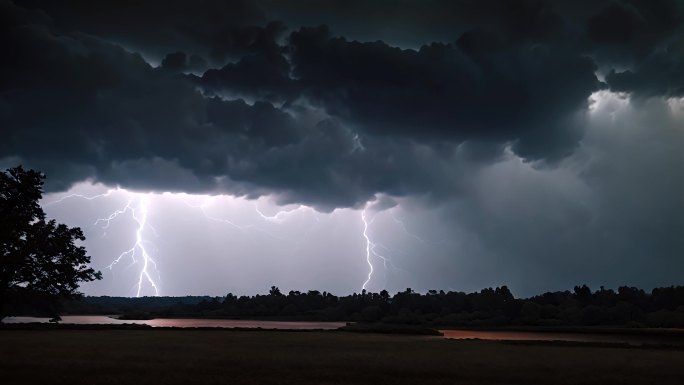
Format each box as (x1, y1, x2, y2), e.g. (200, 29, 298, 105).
(269, 286, 282, 296)
(0, 166, 102, 321)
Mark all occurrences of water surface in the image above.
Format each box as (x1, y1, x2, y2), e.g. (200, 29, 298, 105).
(3, 315, 346, 330)
(5, 317, 680, 345)
(440, 329, 682, 345)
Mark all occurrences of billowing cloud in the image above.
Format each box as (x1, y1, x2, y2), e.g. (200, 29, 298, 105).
(285, 25, 600, 160)
(1, 0, 683, 294)
(8, 0, 269, 64)
(3, 0, 682, 209)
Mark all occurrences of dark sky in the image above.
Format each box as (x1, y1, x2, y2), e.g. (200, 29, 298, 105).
(1, 0, 683, 297)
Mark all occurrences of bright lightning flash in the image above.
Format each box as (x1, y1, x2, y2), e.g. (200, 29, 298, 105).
(361, 208, 407, 291)
(99, 197, 160, 297)
(45, 190, 161, 297)
(361, 209, 374, 291)
(182, 198, 305, 244)
(361, 203, 424, 292)
(44, 185, 424, 296)
(255, 204, 320, 223)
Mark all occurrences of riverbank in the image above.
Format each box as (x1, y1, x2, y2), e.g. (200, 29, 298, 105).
(5, 316, 684, 345)
(1, 329, 682, 385)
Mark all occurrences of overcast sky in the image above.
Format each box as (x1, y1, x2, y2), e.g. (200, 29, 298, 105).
(2, 0, 683, 297)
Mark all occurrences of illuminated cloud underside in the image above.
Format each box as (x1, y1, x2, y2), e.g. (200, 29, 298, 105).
(41, 187, 438, 296)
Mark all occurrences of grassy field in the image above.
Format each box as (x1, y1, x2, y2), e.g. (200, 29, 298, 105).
(1, 329, 682, 384)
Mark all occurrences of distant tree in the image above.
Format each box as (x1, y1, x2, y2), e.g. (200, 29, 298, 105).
(0, 166, 102, 321)
(573, 285, 592, 303)
(495, 286, 514, 301)
(269, 286, 282, 296)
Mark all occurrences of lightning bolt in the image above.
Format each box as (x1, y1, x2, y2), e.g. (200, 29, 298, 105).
(100, 200, 135, 268)
(128, 198, 159, 297)
(369, 242, 409, 273)
(44, 191, 161, 297)
(391, 214, 426, 243)
(255, 205, 300, 223)
(183, 198, 299, 244)
(43, 190, 114, 206)
(184, 199, 252, 231)
(391, 211, 451, 245)
(254, 203, 325, 256)
(95, 197, 160, 297)
(255, 203, 321, 223)
(93, 199, 132, 229)
(361, 208, 376, 291)
(46, 187, 420, 296)
(361, 207, 414, 292)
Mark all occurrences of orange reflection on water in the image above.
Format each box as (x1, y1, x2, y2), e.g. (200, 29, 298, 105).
(439, 329, 681, 345)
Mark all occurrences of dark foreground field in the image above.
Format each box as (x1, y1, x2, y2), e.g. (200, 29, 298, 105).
(1, 330, 682, 384)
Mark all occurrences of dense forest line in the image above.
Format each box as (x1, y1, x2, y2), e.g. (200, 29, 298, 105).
(47, 285, 684, 328)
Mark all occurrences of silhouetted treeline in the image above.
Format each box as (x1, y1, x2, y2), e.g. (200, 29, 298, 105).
(3, 290, 213, 319)
(58, 285, 684, 327)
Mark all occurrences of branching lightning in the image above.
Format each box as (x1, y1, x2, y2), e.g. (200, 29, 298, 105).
(44, 191, 161, 297)
(255, 204, 304, 223)
(391, 211, 450, 246)
(361, 207, 415, 292)
(97, 198, 160, 297)
(391, 214, 426, 243)
(361, 208, 407, 291)
(361, 209, 375, 291)
(45, 187, 423, 296)
(127, 198, 159, 297)
(43, 190, 114, 206)
(184, 199, 252, 231)
(182, 198, 297, 243)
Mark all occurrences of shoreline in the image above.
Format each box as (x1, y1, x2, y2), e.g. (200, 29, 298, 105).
(6, 315, 684, 336)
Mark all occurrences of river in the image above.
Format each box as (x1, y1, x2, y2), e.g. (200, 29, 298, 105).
(4, 316, 681, 345)
(2, 315, 346, 329)
(440, 329, 684, 345)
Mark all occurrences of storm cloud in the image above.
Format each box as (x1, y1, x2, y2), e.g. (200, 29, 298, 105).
(1, 0, 682, 294)
(2, 0, 682, 206)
